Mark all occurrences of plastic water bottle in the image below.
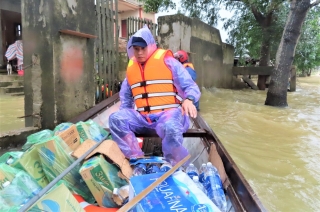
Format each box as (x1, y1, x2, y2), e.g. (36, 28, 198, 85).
(133, 164, 147, 176)
(6, 157, 14, 165)
(205, 162, 227, 212)
(186, 163, 199, 179)
(160, 162, 172, 172)
(14, 171, 42, 198)
(1, 181, 30, 207)
(113, 185, 130, 206)
(192, 176, 207, 194)
(146, 164, 160, 174)
(199, 163, 207, 184)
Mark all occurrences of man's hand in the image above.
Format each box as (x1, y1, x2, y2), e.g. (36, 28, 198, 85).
(181, 99, 197, 118)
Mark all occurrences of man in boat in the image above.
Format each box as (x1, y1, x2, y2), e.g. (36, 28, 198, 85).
(174, 50, 200, 111)
(109, 25, 200, 166)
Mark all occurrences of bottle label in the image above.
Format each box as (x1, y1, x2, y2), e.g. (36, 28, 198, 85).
(199, 173, 205, 183)
(187, 171, 198, 179)
(160, 166, 171, 172)
(204, 175, 226, 211)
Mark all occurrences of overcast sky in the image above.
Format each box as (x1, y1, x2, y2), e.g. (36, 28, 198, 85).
(155, 0, 233, 43)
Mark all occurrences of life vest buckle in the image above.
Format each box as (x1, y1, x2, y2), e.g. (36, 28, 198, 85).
(143, 106, 151, 112)
(139, 81, 147, 87)
(141, 93, 148, 98)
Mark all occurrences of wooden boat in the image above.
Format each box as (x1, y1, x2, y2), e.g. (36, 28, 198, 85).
(68, 93, 267, 212)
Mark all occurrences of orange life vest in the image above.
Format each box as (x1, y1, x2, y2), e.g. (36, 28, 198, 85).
(126, 49, 182, 114)
(183, 62, 195, 70)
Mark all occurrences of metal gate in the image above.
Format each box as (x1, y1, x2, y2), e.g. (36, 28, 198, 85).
(127, 17, 157, 41)
(95, 0, 119, 103)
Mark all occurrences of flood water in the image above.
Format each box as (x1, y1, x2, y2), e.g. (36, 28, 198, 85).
(200, 76, 320, 212)
(0, 94, 24, 133)
(0, 75, 319, 211)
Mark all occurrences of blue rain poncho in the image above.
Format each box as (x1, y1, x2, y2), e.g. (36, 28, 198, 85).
(109, 26, 200, 165)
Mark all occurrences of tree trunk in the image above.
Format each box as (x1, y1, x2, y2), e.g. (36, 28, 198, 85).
(265, 0, 311, 107)
(307, 69, 312, 76)
(257, 28, 271, 90)
(250, 6, 274, 90)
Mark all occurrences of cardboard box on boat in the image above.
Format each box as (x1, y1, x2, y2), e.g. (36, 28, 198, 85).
(56, 124, 81, 151)
(34, 136, 75, 181)
(72, 139, 133, 180)
(79, 154, 128, 207)
(34, 134, 95, 203)
(12, 146, 49, 188)
(28, 183, 85, 212)
(33, 125, 81, 182)
(76, 120, 109, 143)
(129, 171, 221, 212)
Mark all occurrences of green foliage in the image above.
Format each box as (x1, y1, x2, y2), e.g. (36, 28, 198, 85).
(294, 7, 320, 72)
(224, 1, 287, 62)
(140, 0, 319, 70)
(138, 0, 176, 13)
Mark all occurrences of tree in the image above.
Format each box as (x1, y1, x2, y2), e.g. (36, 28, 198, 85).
(141, 0, 286, 90)
(225, 4, 287, 68)
(265, 0, 320, 107)
(141, 0, 320, 106)
(293, 6, 320, 76)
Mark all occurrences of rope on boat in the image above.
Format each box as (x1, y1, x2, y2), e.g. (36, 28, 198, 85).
(189, 145, 207, 165)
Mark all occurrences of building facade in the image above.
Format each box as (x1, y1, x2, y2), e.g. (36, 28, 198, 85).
(118, 0, 155, 38)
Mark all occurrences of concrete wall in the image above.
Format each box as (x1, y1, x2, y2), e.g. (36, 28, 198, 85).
(22, 0, 96, 129)
(0, 0, 21, 13)
(0, 9, 3, 67)
(158, 14, 240, 89)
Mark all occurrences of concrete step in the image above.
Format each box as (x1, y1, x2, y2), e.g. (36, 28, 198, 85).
(0, 81, 24, 87)
(0, 74, 23, 82)
(0, 86, 24, 94)
(10, 92, 24, 96)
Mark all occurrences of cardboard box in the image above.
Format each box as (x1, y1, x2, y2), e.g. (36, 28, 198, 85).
(35, 136, 95, 203)
(76, 120, 108, 143)
(73, 139, 132, 180)
(79, 155, 128, 208)
(57, 124, 81, 151)
(12, 146, 49, 188)
(33, 124, 81, 182)
(129, 171, 221, 212)
(28, 183, 85, 212)
(34, 136, 75, 181)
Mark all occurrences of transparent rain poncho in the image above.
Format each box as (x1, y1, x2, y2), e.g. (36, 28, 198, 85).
(109, 25, 201, 166)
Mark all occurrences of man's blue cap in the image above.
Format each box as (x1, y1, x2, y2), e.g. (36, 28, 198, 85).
(129, 37, 147, 48)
